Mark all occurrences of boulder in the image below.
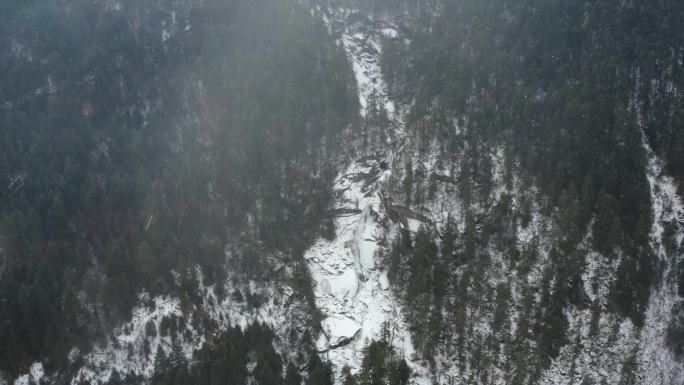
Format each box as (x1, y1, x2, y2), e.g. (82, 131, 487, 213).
(322, 316, 361, 348)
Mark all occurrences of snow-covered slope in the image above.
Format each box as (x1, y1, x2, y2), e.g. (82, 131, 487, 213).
(65, 273, 305, 385)
(537, 141, 684, 385)
(10, 4, 681, 385)
(306, 8, 431, 383)
(341, 26, 397, 120)
(313, 6, 684, 385)
(305, 160, 429, 383)
(12, 363, 44, 385)
(636, 142, 684, 385)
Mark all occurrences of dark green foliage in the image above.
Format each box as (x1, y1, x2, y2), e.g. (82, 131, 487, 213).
(589, 300, 602, 338)
(249, 323, 284, 385)
(0, 0, 355, 374)
(387, 237, 403, 283)
(360, 340, 387, 385)
(2, 0, 683, 379)
(610, 247, 655, 328)
(679, 259, 684, 298)
(150, 340, 191, 385)
(463, 210, 477, 263)
(306, 351, 333, 385)
(291, 257, 323, 330)
(145, 320, 157, 338)
(359, 335, 410, 385)
(491, 283, 511, 336)
(618, 351, 638, 385)
(593, 192, 623, 257)
(509, 285, 535, 384)
(147, 322, 290, 385)
(341, 366, 357, 385)
(667, 303, 684, 358)
(390, 359, 410, 385)
(407, 226, 437, 300)
(387, 229, 413, 285)
(285, 362, 303, 385)
(361, 0, 684, 377)
(536, 268, 569, 366)
(379, 0, 680, 337)
(440, 215, 458, 266)
(392, 225, 450, 360)
(403, 160, 413, 206)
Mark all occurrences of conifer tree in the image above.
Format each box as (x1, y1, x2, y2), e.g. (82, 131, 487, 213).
(440, 214, 458, 266)
(285, 362, 302, 385)
(403, 160, 413, 206)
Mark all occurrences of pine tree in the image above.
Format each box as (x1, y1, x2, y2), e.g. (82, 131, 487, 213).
(536, 262, 568, 367)
(255, 361, 277, 385)
(169, 339, 187, 370)
(589, 299, 601, 338)
(427, 174, 438, 201)
(492, 283, 511, 336)
(669, 125, 684, 178)
(46, 194, 68, 240)
(577, 174, 595, 230)
(441, 214, 458, 266)
(360, 340, 388, 385)
(151, 346, 168, 385)
(407, 225, 436, 301)
(388, 236, 403, 283)
(458, 154, 472, 207)
(341, 366, 356, 385)
(424, 301, 443, 363)
(403, 160, 413, 206)
(394, 359, 410, 385)
(285, 362, 302, 385)
(306, 352, 332, 385)
(464, 210, 477, 262)
(678, 260, 684, 298)
(593, 192, 621, 257)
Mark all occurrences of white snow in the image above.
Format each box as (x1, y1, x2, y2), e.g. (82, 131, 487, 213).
(381, 28, 398, 39)
(352, 206, 379, 274)
(342, 32, 383, 118)
(323, 316, 361, 347)
(305, 166, 431, 381)
(69, 272, 302, 385)
(305, 10, 431, 384)
(537, 139, 684, 385)
(71, 295, 186, 384)
(53, 6, 684, 385)
(635, 140, 684, 385)
(316, 6, 684, 385)
(13, 363, 43, 385)
(340, 24, 401, 127)
(329, 269, 360, 298)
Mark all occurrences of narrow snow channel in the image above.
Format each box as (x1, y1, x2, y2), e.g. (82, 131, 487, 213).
(305, 13, 431, 384)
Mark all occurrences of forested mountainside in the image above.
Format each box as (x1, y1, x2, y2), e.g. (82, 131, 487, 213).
(0, 1, 682, 385)
(0, 0, 356, 379)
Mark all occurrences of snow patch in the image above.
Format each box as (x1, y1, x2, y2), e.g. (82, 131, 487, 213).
(13, 363, 43, 385)
(323, 316, 361, 347)
(70, 274, 302, 385)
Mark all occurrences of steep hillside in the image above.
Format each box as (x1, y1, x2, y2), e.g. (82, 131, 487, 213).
(306, 1, 684, 384)
(0, 1, 683, 385)
(1, 0, 355, 382)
